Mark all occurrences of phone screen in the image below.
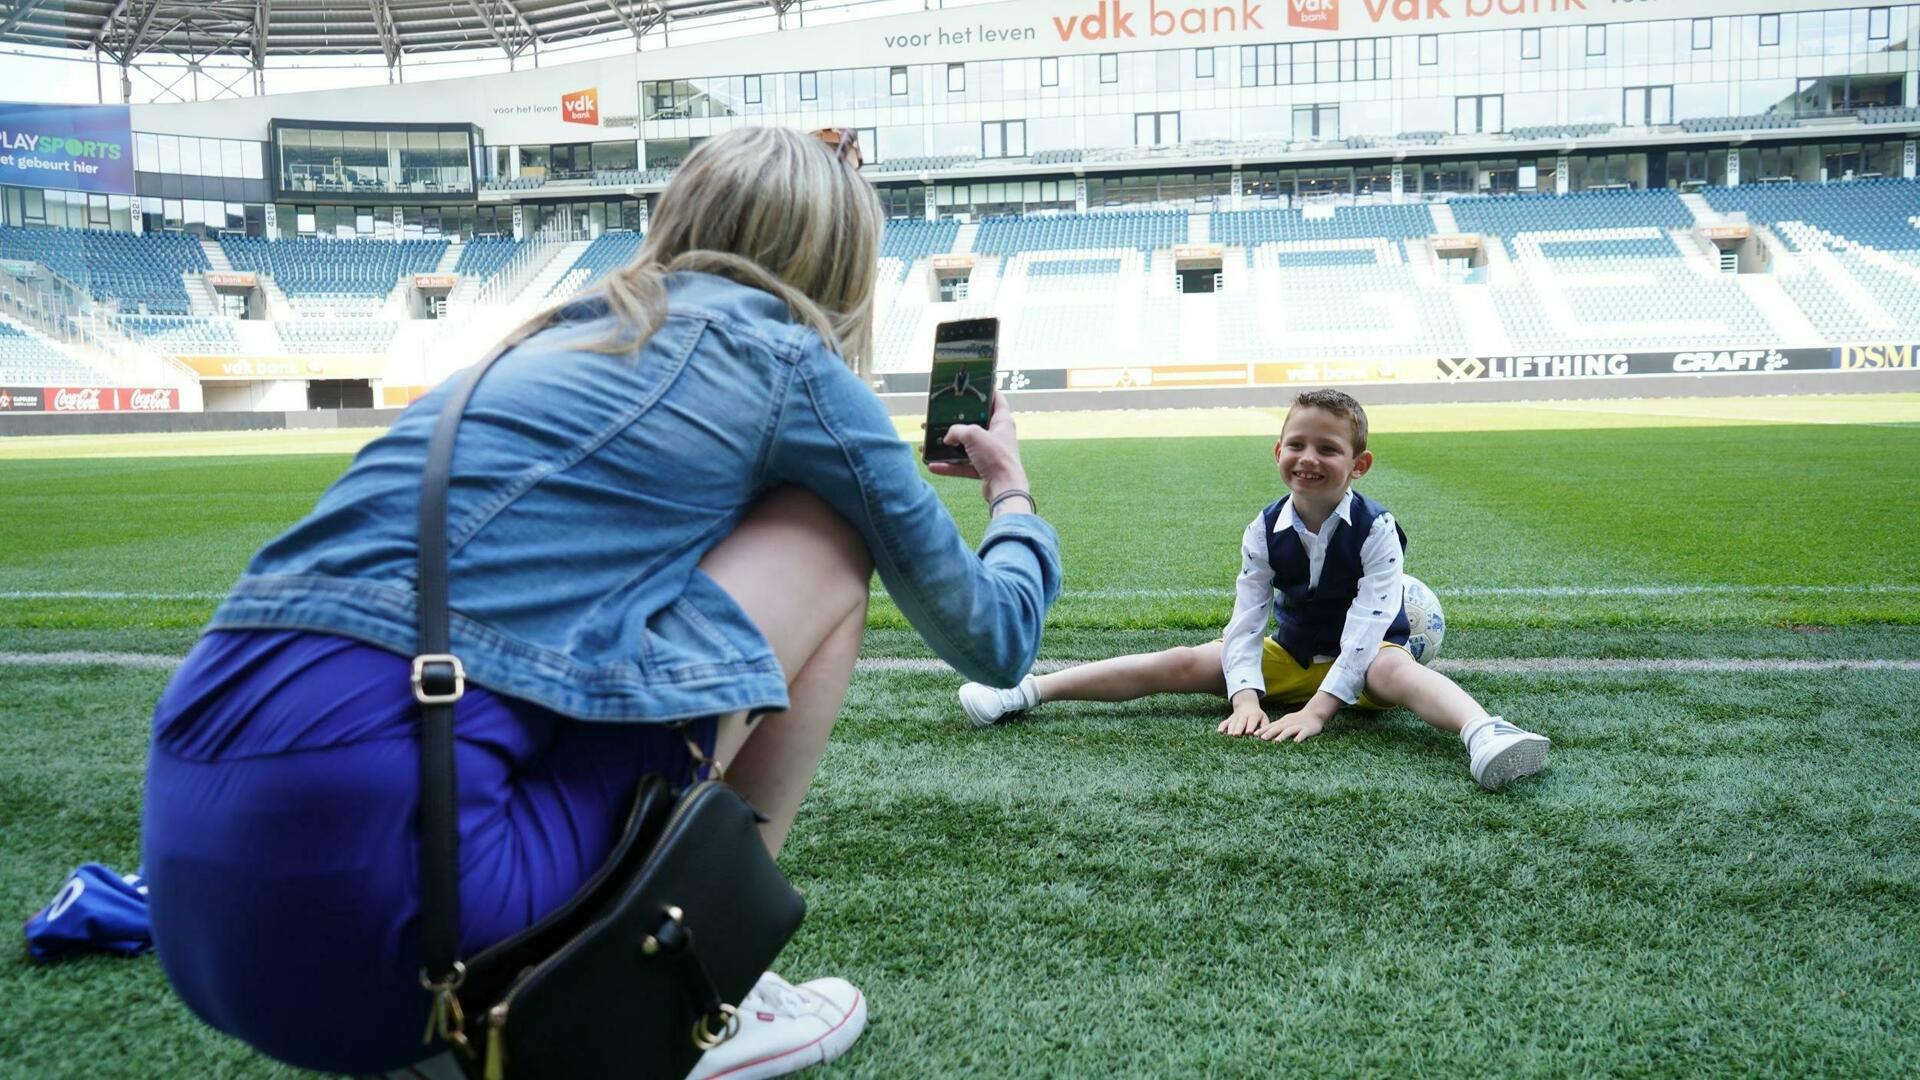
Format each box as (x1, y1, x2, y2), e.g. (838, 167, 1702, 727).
(924, 317, 999, 463)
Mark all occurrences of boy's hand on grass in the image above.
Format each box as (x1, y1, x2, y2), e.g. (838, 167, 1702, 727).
(1258, 709, 1325, 743)
(1217, 691, 1267, 737)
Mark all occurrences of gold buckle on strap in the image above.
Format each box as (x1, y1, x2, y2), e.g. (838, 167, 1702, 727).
(412, 654, 467, 705)
(691, 1004, 740, 1051)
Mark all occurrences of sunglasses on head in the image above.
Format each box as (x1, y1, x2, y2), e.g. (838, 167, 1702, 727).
(811, 127, 864, 169)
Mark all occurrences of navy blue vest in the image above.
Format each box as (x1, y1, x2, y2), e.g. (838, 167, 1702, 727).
(1262, 491, 1411, 668)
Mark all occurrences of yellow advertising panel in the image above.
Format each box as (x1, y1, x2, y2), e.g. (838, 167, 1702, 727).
(1253, 359, 1439, 384)
(181, 354, 388, 380)
(1835, 344, 1919, 370)
(1067, 366, 1249, 389)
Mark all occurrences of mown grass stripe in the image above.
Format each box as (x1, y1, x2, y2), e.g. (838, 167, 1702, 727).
(7, 583, 1920, 605)
(6, 652, 1917, 676)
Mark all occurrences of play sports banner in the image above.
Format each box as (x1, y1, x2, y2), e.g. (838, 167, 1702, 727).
(0, 102, 135, 195)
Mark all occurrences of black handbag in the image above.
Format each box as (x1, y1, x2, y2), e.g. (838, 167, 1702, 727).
(410, 342, 808, 1079)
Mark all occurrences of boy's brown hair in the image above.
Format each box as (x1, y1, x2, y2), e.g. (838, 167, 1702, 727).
(1285, 389, 1369, 453)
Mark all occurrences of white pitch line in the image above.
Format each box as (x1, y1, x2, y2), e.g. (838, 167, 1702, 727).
(4, 653, 1916, 676)
(877, 584, 1920, 601)
(862, 657, 1920, 675)
(0, 651, 184, 670)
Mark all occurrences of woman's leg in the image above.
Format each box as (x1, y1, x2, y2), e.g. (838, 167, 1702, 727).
(1034, 640, 1227, 703)
(698, 486, 873, 858)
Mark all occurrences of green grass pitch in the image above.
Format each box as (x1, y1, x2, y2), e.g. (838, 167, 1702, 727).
(3, 409, 1918, 1077)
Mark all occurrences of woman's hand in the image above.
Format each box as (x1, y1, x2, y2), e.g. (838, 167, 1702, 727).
(928, 394, 1031, 510)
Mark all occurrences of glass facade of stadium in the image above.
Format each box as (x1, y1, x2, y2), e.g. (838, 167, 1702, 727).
(2, 3, 1919, 240)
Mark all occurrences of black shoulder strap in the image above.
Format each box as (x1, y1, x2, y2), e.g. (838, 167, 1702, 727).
(415, 337, 523, 991)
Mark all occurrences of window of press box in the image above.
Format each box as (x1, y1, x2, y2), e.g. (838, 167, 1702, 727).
(1086, 172, 1230, 209)
(273, 123, 476, 196)
(524, 141, 638, 180)
(876, 184, 928, 220)
(934, 178, 1076, 218)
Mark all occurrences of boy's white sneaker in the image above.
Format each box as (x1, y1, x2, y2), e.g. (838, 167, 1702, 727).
(957, 674, 1039, 728)
(1465, 717, 1551, 791)
(687, 970, 867, 1080)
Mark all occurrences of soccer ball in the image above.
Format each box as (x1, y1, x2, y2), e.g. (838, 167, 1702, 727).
(1401, 574, 1446, 666)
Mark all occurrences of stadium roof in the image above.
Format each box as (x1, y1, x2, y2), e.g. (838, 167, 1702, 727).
(0, 0, 789, 65)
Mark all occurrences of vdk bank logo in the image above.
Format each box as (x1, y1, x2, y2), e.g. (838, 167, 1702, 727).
(1290, 0, 1339, 31)
(562, 88, 599, 126)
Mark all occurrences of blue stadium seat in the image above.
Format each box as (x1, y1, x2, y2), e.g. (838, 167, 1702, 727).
(0, 226, 208, 315)
(550, 232, 645, 296)
(1703, 178, 1920, 252)
(1210, 205, 1436, 247)
(111, 315, 243, 354)
(0, 318, 108, 383)
(454, 237, 522, 285)
(881, 220, 960, 263)
(220, 236, 448, 298)
(973, 211, 1186, 255)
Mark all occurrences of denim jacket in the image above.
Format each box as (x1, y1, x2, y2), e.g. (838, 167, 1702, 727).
(208, 272, 1063, 722)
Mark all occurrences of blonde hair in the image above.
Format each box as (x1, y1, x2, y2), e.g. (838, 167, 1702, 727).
(502, 126, 884, 371)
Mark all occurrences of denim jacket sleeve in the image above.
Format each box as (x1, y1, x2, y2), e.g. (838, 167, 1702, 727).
(766, 341, 1062, 688)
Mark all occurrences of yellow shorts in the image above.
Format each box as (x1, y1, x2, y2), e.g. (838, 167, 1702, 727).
(1250, 638, 1406, 711)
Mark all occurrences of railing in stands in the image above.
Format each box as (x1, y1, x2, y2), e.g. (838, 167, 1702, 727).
(475, 231, 572, 314)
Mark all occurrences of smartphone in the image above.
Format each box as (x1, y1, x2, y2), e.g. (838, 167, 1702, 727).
(924, 317, 999, 464)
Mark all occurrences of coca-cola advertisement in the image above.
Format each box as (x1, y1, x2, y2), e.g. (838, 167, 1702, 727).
(118, 387, 180, 411)
(46, 386, 115, 413)
(0, 386, 182, 413)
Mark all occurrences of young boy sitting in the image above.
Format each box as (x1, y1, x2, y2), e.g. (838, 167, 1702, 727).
(958, 389, 1550, 791)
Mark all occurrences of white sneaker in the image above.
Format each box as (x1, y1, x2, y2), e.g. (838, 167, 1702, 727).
(1465, 717, 1551, 791)
(686, 971, 867, 1080)
(957, 675, 1039, 728)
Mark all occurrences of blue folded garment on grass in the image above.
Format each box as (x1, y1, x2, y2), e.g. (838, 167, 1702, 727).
(22, 863, 151, 962)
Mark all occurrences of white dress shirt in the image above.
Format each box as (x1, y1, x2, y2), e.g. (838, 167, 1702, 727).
(1221, 490, 1405, 706)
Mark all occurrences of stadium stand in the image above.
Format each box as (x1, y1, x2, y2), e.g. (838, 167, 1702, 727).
(1860, 106, 1920, 125)
(112, 315, 245, 355)
(1703, 179, 1920, 253)
(0, 226, 207, 315)
(453, 237, 522, 285)
(1225, 244, 1470, 362)
(1211, 204, 1437, 246)
(1706, 179, 1920, 341)
(1509, 123, 1615, 141)
(219, 237, 448, 298)
(547, 231, 645, 297)
(276, 319, 397, 353)
(881, 220, 958, 264)
(0, 317, 107, 383)
(1679, 114, 1797, 134)
(1450, 189, 1696, 253)
(973, 211, 1187, 256)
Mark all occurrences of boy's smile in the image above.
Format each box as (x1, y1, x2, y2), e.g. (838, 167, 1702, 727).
(1275, 406, 1372, 521)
